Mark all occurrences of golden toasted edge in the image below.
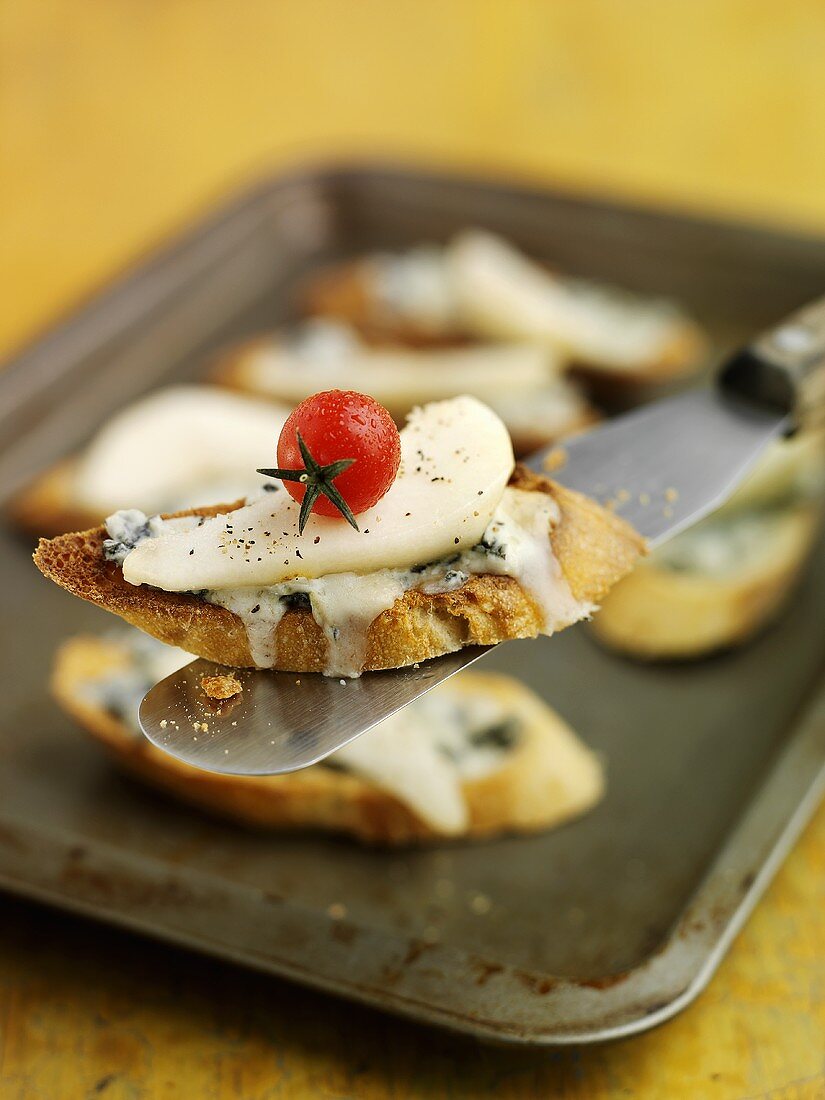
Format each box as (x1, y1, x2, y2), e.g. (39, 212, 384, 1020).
(51, 637, 603, 844)
(7, 458, 103, 539)
(33, 467, 644, 673)
(591, 503, 821, 660)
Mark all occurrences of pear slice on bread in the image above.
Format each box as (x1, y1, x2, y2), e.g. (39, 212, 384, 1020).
(52, 633, 604, 844)
(300, 231, 706, 389)
(34, 465, 644, 675)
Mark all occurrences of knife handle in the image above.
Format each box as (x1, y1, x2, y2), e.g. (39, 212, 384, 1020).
(720, 296, 825, 433)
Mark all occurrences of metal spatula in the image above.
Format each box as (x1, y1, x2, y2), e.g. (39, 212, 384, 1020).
(139, 298, 825, 775)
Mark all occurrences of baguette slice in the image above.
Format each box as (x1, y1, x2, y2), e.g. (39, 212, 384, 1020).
(34, 467, 645, 673)
(300, 242, 706, 389)
(592, 503, 821, 660)
(52, 637, 604, 844)
(212, 330, 600, 456)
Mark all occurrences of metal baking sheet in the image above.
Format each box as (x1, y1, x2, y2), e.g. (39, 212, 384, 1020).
(0, 165, 824, 1045)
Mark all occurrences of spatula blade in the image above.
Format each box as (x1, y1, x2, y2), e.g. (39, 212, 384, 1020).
(540, 388, 787, 545)
(139, 647, 491, 775)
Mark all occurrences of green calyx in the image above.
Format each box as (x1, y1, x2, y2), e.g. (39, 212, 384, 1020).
(258, 431, 359, 534)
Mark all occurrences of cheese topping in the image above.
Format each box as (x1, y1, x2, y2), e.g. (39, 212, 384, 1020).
(81, 631, 525, 833)
(74, 386, 290, 514)
(368, 245, 457, 332)
(120, 396, 514, 591)
(107, 486, 592, 678)
(655, 509, 805, 578)
(239, 319, 561, 418)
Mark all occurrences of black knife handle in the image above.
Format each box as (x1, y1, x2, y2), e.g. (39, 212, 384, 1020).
(720, 296, 825, 433)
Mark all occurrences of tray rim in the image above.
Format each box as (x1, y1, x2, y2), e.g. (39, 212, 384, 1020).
(2, 160, 825, 1045)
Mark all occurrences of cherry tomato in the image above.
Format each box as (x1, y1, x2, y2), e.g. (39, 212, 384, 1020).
(276, 390, 401, 523)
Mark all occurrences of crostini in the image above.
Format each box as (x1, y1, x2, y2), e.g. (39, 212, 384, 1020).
(592, 431, 825, 659)
(301, 229, 707, 391)
(34, 394, 644, 678)
(52, 631, 604, 844)
(10, 386, 292, 537)
(212, 319, 599, 455)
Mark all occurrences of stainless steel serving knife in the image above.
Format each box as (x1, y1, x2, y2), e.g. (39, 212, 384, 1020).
(139, 298, 825, 776)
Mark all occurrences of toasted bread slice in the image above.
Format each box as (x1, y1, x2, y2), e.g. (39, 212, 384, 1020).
(300, 239, 706, 389)
(34, 466, 644, 673)
(213, 333, 601, 456)
(591, 503, 821, 660)
(52, 635, 604, 843)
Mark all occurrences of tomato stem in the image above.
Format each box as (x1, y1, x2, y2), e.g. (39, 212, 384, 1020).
(258, 431, 360, 534)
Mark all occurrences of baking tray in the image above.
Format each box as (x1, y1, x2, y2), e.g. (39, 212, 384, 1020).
(0, 164, 824, 1046)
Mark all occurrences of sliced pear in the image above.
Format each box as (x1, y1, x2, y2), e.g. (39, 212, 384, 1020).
(232, 320, 561, 418)
(445, 229, 696, 371)
(121, 395, 515, 591)
(75, 386, 290, 514)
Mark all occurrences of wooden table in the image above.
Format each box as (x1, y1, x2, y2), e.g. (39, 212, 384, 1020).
(1, 3, 824, 1096)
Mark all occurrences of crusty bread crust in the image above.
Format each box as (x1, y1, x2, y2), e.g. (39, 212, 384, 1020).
(34, 466, 644, 673)
(8, 459, 102, 539)
(52, 638, 604, 843)
(591, 504, 821, 660)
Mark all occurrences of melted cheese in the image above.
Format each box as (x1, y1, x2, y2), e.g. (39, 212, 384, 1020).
(367, 245, 457, 332)
(74, 386, 290, 514)
(130, 486, 591, 677)
(206, 572, 409, 676)
(106, 486, 590, 677)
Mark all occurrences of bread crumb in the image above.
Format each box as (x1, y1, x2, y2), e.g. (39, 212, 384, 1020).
(201, 673, 243, 700)
(542, 446, 568, 473)
(327, 902, 347, 920)
(160, 719, 167, 729)
(665, 487, 679, 502)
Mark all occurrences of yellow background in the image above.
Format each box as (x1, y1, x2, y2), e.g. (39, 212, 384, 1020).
(2, 2, 825, 1097)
